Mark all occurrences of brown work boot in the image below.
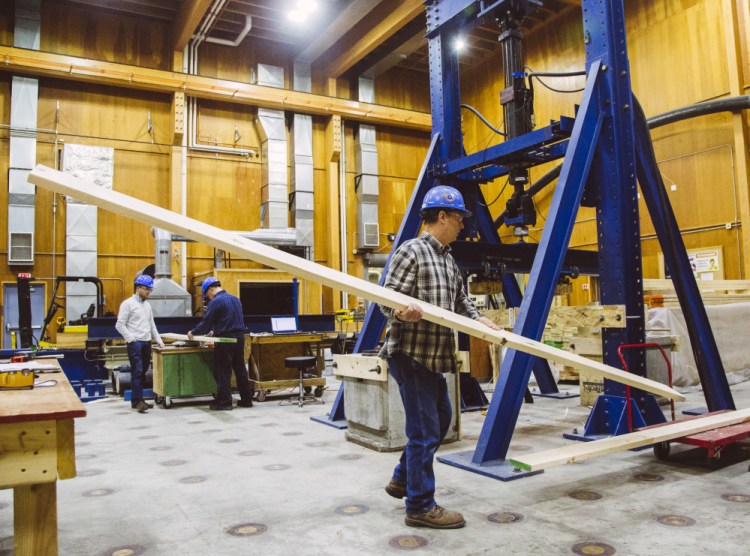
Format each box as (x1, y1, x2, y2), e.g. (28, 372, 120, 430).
(134, 401, 150, 413)
(385, 480, 406, 499)
(405, 505, 466, 529)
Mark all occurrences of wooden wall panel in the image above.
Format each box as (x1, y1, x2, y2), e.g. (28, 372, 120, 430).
(40, 0, 172, 71)
(195, 100, 260, 152)
(462, 0, 746, 301)
(376, 67, 431, 113)
(37, 79, 173, 147)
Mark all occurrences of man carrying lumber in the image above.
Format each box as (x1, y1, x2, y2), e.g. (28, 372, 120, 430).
(379, 185, 500, 529)
(188, 277, 255, 410)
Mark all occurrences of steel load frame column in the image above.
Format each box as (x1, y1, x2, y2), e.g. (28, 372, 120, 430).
(440, 0, 666, 477)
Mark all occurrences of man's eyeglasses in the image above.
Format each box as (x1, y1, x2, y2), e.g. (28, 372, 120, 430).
(447, 212, 464, 223)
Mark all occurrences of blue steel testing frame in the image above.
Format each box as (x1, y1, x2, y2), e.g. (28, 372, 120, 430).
(320, 0, 735, 478)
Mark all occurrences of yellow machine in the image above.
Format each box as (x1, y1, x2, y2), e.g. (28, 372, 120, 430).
(0, 369, 35, 390)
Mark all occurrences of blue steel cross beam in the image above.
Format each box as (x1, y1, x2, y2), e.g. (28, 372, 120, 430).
(437, 0, 733, 480)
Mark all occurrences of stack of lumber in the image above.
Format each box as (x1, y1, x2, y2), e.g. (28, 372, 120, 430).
(644, 279, 750, 307)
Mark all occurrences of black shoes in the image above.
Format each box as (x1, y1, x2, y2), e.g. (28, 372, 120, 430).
(208, 402, 233, 411)
(237, 399, 254, 408)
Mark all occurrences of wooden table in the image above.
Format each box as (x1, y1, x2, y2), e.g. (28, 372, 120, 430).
(0, 362, 86, 555)
(245, 333, 334, 400)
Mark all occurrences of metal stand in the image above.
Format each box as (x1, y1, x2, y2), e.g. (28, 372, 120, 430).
(279, 356, 324, 408)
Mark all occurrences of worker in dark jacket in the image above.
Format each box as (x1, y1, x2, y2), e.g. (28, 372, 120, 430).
(188, 277, 254, 410)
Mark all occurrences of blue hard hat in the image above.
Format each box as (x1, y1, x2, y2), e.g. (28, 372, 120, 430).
(420, 185, 472, 217)
(134, 275, 154, 289)
(201, 277, 220, 297)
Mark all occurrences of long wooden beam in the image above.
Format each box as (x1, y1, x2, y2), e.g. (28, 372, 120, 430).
(297, 0, 385, 63)
(28, 165, 685, 402)
(510, 408, 750, 471)
(0, 46, 431, 132)
(173, 0, 214, 51)
(323, 0, 425, 78)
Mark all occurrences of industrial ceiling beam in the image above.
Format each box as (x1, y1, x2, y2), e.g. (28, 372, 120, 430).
(297, 0, 385, 63)
(0, 45, 431, 131)
(322, 0, 425, 78)
(173, 0, 214, 51)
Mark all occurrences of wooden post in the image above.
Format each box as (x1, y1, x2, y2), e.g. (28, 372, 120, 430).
(324, 92, 343, 312)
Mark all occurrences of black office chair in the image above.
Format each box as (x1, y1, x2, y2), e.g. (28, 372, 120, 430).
(282, 355, 324, 408)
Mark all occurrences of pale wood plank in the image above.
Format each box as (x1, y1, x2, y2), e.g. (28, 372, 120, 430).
(161, 332, 237, 343)
(510, 408, 750, 471)
(28, 165, 686, 402)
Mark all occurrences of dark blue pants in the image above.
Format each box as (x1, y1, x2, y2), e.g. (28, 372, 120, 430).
(127, 340, 152, 407)
(213, 331, 253, 406)
(388, 352, 452, 514)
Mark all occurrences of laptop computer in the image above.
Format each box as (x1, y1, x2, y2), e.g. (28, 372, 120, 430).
(270, 316, 298, 334)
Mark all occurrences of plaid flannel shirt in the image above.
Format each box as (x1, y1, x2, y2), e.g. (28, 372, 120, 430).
(378, 232, 480, 373)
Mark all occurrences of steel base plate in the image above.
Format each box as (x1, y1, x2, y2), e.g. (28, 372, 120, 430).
(437, 450, 543, 481)
(309, 415, 348, 429)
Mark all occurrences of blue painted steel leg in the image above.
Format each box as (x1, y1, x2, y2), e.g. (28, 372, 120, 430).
(309, 387, 347, 429)
(632, 97, 734, 411)
(438, 61, 606, 479)
(312, 136, 443, 427)
(571, 2, 667, 439)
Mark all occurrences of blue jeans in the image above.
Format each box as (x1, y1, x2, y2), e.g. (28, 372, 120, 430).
(127, 340, 152, 407)
(388, 352, 452, 514)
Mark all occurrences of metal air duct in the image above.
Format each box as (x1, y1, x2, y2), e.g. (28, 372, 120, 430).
(291, 61, 314, 258)
(62, 144, 114, 322)
(147, 228, 192, 317)
(7, 0, 40, 266)
(355, 77, 380, 249)
(254, 64, 288, 229)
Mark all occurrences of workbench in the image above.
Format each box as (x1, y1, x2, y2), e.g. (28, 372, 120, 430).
(0, 362, 86, 555)
(244, 333, 332, 401)
(152, 346, 216, 408)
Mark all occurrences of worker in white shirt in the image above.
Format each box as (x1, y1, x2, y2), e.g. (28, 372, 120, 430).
(115, 275, 164, 413)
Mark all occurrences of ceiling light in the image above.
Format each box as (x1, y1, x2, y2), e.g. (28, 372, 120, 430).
(296, 0, 318, 13)
(287, 9, 308, 23)
(454, 37, 466, 52)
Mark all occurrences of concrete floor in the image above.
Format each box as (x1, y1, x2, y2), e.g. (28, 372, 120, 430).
(2, 377, 749, 556)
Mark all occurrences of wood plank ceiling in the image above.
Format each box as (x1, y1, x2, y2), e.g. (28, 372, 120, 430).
(56, 0, 581, 78)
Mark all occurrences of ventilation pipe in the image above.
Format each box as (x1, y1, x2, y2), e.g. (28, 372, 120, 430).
(7, 0, 40, 266)
(290, 61, 314, 258)
(355, 77, 380, 250)
(62, 144, 114, 321)
(148, 228, 192, 317)
(254, 64, 289, 229)
(204, 14, 252, 47)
